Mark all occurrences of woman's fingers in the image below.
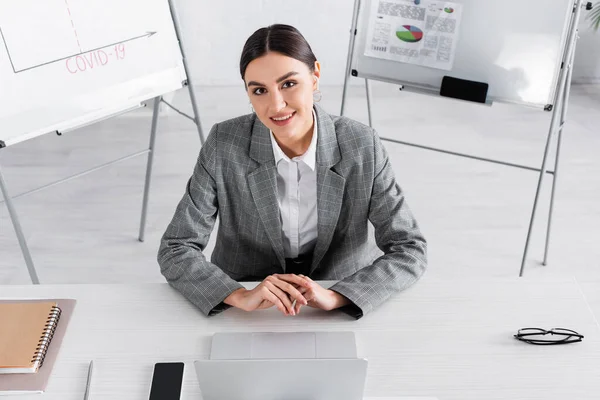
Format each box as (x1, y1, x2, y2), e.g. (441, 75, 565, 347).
(296, 286, 307, 294)
(251, 275, 318, 316)
(268, 276, 308, 306)
(260, 286, 288, 315)
(295, 285, 315, 300)
(264, 281, 295, 315)
(298, 274, 314, 282)
(273, 274, 312, 289)
(293, 286, 315, 312)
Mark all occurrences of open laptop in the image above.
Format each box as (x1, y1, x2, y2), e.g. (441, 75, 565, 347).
(194, 331, 368, 400)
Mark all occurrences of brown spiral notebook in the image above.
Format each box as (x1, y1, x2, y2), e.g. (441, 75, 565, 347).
(0, 299, 76, 394)
(0, 301, 61, 374)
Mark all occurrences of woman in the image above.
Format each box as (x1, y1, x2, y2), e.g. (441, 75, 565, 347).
(157, 24, 427, 319)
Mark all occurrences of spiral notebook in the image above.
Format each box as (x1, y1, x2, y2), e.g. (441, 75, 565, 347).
(0, 301, 62, 374)
(0, 299, 76, 394)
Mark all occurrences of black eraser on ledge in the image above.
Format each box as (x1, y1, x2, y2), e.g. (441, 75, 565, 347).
(440, 76, 489, 104)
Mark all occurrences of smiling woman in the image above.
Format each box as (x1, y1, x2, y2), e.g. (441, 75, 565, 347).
(157, 24, 428, 320)
(240, 25, 320, 159)
(244, 52, 318, 157)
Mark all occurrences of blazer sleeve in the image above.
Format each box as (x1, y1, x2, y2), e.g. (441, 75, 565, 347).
(157, 123, 244, 316)
(329, 130, 428, 319)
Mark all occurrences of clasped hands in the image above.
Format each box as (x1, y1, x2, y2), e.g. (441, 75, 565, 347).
(224, 274, 350, 316)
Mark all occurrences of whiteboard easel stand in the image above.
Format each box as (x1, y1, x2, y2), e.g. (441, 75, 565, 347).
(165, 0, 205, 146)
(138, 96, 162, 243)
(138, 0, 207, 242)
(0, 0, 205, 284)
(340, 0, 586, 277)
(519, 0, 584, 277)
(0, 165, 39, 284)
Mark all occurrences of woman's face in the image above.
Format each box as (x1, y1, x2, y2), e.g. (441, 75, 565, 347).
(244, 52, 320, 142)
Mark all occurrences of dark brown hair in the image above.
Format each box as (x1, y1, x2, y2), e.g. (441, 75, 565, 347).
(239, 24, 317, 80)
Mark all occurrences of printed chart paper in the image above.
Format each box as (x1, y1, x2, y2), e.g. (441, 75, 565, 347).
(364, 0, 463, 70)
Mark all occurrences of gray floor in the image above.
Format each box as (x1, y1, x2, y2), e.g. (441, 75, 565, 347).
(1, 83, 599, 317)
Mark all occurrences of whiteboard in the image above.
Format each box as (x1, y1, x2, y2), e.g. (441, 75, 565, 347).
(351, 0, 575, 109)
(0, 0, 187, 148)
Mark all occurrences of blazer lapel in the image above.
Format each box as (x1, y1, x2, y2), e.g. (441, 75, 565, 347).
(311, 104, 345, 273)
(248, 115, 286, 270)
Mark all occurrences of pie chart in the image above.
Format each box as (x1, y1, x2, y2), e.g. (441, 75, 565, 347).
(396, 25, 423, 43)
(444, 7, 455, 13)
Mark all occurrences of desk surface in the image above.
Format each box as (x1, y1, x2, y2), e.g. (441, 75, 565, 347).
(1, 276, 599, 400)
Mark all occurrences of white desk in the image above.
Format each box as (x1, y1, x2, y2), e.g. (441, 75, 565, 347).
(1, 276, 599, 399)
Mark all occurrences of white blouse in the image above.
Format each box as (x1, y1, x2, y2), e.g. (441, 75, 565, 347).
(269, 111, 319, 259)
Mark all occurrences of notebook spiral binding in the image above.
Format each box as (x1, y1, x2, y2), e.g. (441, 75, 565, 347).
(31, 305, 61, 368)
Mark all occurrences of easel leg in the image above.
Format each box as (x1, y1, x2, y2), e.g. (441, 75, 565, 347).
(519, 112, 560, 277)
(543, 126, 563, 266)
(169, 0, 204, 144)
(186, 82, 205, 145)
(340, 0, 361, 117)
(365, 79, 373, 128)
(0, 163, 39, 284)
(167, 0, 205, 145)
(138, 96, 161, 242)
(519, 2, 582, 276)
(543, 31, 576, 266)
(341, 70, 351, 117)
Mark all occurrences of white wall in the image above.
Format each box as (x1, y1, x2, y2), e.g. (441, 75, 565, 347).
(172, 0, 355, 87)
(574, 19, 600, 83)
(172, 0, 600, 86)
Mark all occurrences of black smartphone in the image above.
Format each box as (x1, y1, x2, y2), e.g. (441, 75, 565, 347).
(148, 362, 184, 400)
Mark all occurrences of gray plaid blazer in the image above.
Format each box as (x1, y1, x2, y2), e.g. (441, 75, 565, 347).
(157, 104, 427, 319)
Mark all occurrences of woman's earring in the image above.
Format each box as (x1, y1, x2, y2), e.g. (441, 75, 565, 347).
(313, 89, 322, 102)
(249, 103, 255, 113)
